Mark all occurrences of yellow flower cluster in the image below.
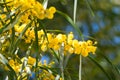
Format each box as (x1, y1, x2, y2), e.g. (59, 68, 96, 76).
(6, 56, 58, 79)
(14, 24, 97, 57)
(5, 0, 56, 23)
(0, 14, 9, 28)
(39, 70, 55, 80)
(38, 66, 62, 80)
(41, 32, 97, 57)
(8, 59, 21, 73)
(8, 56, 36, 73)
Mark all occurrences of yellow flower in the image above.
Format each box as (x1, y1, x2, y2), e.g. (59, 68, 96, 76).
(29, 29, 35, 39)
(60, 78, 63, 80)
(45, 7, 56, 19)
(68, 32, 74, 40)
(72, 39, 79, 47)
(0, 14, 6, 19)
(87, 46, 97, 54)
(27, 56, 36, 65)
(53, 44, 60, 51)
(34, 2, 45, 19)
(20, 13, 30, 23)
(41, 44, 47, 52)
(68, 47, 74, 54)
(8, 59, 21, 73)
(25, 38, 31, 43)
(14, 24, 26, 33)
(87, 40, 93, 46)
(38, 30, 44, 39)
(49, 7, 56, 13)
(81, 48, 88, 57)
(14, 26, 97, 57)
(9, 59, 15, 66)
(5, 0, 56, 24)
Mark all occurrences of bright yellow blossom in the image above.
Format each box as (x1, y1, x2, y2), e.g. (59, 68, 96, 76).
(14, 26, 97, 57)
(27, 56, 36, 65)
(8, 59, 21, 73)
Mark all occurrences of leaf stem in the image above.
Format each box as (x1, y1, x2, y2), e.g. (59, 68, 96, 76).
(34, 19, 39, 80)
(73, 0, 77, 23)
(59, 44, 65, 80)
(79, 54, 82, 80)
(73, 0, 82, 80)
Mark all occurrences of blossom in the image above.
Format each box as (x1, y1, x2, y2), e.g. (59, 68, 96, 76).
(2, 0, 56, 25)
(8, 59, 21, 73)
(14, 26, 97, 57)
(27, 56, 36, 65)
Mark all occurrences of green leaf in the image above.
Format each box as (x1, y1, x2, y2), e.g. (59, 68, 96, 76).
(85, 0, 95, 17)
(39, 66, 58, 75)
(6, 63, 17, 80)
(0, 1, 13, 5)
(38, 20, 48, 42)
(0, 54, 8, 65)
(34, 20, 40, 79)
(56, 10, 84, 40)
(0, 7, 30, 34)
(100, 54, 120, 75)
(10, 20, 33, 54)
(88, 55, 113, 80)
(0, 12, 19, 34)
(46, 30, 65, 33)
(0, 53, 17, 79)
(50, 48, 60, 62)
(59, 0, 67, 5)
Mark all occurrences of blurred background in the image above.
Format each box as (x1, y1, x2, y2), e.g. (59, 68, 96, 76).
(42, 0, 120, 80)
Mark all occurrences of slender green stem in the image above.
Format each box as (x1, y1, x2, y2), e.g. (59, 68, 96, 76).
(73, 0, 82, 80)
(43, 0, 48, 9)
(79, 54, 82, 80)
(85, 0, 95, 17)
(11, 21, 33, 54)
(3, 0, 15, 54)
(59, 44, 65, 80)
(73, 0, 77, 23)
(34, 20, 39, 80)
(61, 59, 64, 80)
